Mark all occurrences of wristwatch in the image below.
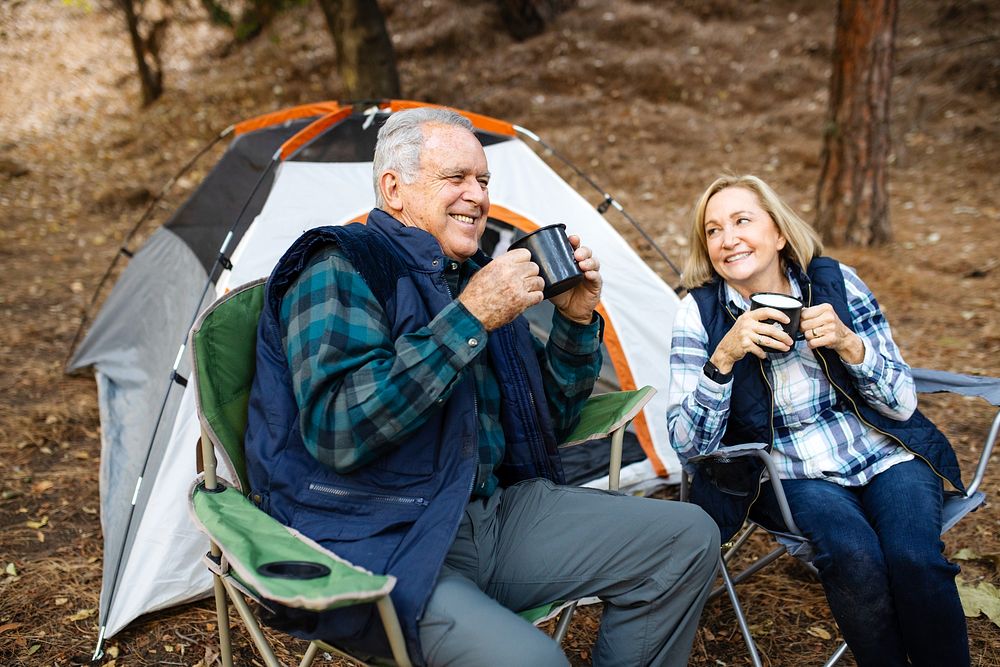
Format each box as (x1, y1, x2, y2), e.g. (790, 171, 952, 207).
(703, 359, 733, 384)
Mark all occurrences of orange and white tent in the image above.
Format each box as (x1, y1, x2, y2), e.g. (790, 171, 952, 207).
(68, 100, 683, 650)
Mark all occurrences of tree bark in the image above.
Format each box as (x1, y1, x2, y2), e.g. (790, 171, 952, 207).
(118, 0, 163, 106)
(315, 0, 401, 100)
(814, 0, 897, 246)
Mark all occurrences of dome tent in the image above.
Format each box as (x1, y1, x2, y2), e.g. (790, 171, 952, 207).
(67, 100, 683, 655)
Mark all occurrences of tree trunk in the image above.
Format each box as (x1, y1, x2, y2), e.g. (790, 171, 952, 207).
(497, 0, 575, 40)
(814, 0, 897, 246)
(315, 0, 401, 100)
(118, 0, 163, 106)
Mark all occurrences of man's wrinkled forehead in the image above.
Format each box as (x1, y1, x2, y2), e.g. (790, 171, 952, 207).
(418, 122, 489, 174)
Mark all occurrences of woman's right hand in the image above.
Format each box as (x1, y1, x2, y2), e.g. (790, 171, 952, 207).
(709, 307, 794, 373)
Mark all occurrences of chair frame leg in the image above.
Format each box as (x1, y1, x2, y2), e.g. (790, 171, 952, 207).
(718, 556, 764, 667)
(552, 601, 578, 644)
(221, 577, 282, 667)
(824, 641, 849, 667)
(299, 641, 321, 667)
(211, 565, 234, 667)
(376, 596, 413, 667)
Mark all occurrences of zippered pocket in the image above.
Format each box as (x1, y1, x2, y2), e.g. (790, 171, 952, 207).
(307, 482, 429, 507)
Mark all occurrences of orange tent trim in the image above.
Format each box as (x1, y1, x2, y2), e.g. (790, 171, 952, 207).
(233, 102, 345, 136)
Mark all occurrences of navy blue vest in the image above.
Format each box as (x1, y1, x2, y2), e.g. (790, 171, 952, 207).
(688, 257, 964, 542)
(244, 209, 566, 662)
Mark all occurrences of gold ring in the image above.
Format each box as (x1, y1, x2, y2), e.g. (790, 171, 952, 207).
(812, 328, 819, 338)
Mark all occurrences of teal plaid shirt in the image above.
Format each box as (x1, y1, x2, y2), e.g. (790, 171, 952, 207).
(280, 245, 602, 497)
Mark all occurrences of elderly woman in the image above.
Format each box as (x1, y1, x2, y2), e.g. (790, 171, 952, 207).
(667, 174, 969, 667)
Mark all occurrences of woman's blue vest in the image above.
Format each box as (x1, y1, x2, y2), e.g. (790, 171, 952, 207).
(687, 257, 964, 542)
(243, 209, 566, 663)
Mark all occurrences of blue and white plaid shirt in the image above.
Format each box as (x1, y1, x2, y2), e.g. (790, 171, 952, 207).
(667, 263, 915, 486)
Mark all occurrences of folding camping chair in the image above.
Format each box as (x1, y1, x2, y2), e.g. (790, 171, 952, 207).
(680, 368, 1000, 667)
(187, 278, 656, 667)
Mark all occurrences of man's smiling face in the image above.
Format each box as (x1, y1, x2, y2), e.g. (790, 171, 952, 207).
(390, 122, 491, 262)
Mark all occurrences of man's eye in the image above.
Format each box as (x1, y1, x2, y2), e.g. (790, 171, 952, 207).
(478, 180, 489, 188)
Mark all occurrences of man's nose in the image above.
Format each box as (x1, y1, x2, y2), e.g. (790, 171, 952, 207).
(463, 180, 486, 203)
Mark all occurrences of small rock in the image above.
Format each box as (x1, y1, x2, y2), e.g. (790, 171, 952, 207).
(0, 158, 29, 178)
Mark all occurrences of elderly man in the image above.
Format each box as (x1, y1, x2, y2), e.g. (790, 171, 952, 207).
(244, 107, 719, 666)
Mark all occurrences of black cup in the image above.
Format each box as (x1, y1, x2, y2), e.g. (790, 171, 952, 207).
(750, 292, 803, 353)
(508, 224, 584, 299)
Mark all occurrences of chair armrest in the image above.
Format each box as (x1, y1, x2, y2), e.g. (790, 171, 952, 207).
(683, 443, 803, 537)
(189, 481, 395, 611)
(684, 442, 769, 464)
(560, 386, 656, 447)
(914, 368, 1000, 495)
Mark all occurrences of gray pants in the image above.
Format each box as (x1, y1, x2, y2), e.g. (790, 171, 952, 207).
(418, 479, 720, 666)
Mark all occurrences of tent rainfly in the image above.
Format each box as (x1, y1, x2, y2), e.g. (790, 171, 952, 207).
(67, 100, 683, 658)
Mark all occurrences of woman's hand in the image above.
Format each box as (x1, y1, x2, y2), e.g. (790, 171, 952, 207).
(709, 307, 794, 373)
(800, 303, 865, 364)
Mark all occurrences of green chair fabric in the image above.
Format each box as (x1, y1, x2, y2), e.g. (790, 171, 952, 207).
(190, 279, 265, 493)
(188, 279, 657, 666)
(190, 483, 395, 610)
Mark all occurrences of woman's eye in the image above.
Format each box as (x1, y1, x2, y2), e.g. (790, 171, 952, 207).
(736, 217, 750, 225)
(706, 228, 719, 237)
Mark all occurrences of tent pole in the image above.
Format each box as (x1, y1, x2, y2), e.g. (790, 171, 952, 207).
(513, 126, 683, 286)
(65, 126, 234, 372)
(92, 151, 281, 651)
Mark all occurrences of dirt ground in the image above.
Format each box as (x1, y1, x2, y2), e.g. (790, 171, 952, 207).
(1, 0, 999, 664)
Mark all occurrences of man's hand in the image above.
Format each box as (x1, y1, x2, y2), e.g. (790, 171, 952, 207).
(459, 248, 545, 331)
(549, 236, 602, 325)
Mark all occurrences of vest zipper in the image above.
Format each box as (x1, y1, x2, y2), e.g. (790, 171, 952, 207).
(441, 265, 482, 488)
(812, 352, 951, 487)
(720, 302, 770, 544)
(308, 482, 430, 507)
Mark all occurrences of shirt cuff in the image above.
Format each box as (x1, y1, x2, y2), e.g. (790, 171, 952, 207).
(844, 338, 880, 380)
(549, 310, 603, 356)
(695, 373, 732, 409)
(429, 300, 488, 367)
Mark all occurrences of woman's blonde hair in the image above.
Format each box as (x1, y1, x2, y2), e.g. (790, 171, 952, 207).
(681, 174, 823, 290)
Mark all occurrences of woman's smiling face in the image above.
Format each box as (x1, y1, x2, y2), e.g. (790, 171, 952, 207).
(704, 186, 787, 297)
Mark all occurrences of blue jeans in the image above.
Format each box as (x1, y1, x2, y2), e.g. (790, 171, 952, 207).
(753, 459, 969, 667)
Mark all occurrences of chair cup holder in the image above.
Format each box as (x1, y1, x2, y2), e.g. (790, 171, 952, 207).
(257, 560, 331, 580)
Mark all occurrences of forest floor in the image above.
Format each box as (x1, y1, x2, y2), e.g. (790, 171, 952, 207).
(1, 0, 999, 664)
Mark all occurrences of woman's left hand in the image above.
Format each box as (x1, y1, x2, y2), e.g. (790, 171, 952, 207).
(800, 303, 865, 364)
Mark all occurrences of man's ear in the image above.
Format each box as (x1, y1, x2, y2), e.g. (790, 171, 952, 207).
(379, 171, 403, 212)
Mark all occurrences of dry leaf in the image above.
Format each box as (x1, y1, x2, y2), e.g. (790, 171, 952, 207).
(54, 597, 68, 606)
(25, 515, 48, 529)
(953, 548, 1000, 570)
(0, 622, 23, 634)
(25, 644, 40, 655)
(67, 608, 96, 622)
(807, 625, 832, 640)
(107, 645, 120, 658)
(957, 578, 1000, 627)
(31, 480, 54, 493)
(5, 562, 18, 577)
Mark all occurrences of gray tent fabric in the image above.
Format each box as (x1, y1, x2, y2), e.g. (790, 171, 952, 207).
(69, 227, 214, 625)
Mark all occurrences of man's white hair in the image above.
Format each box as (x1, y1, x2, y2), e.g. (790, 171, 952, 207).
(372, 107, 475, 208)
